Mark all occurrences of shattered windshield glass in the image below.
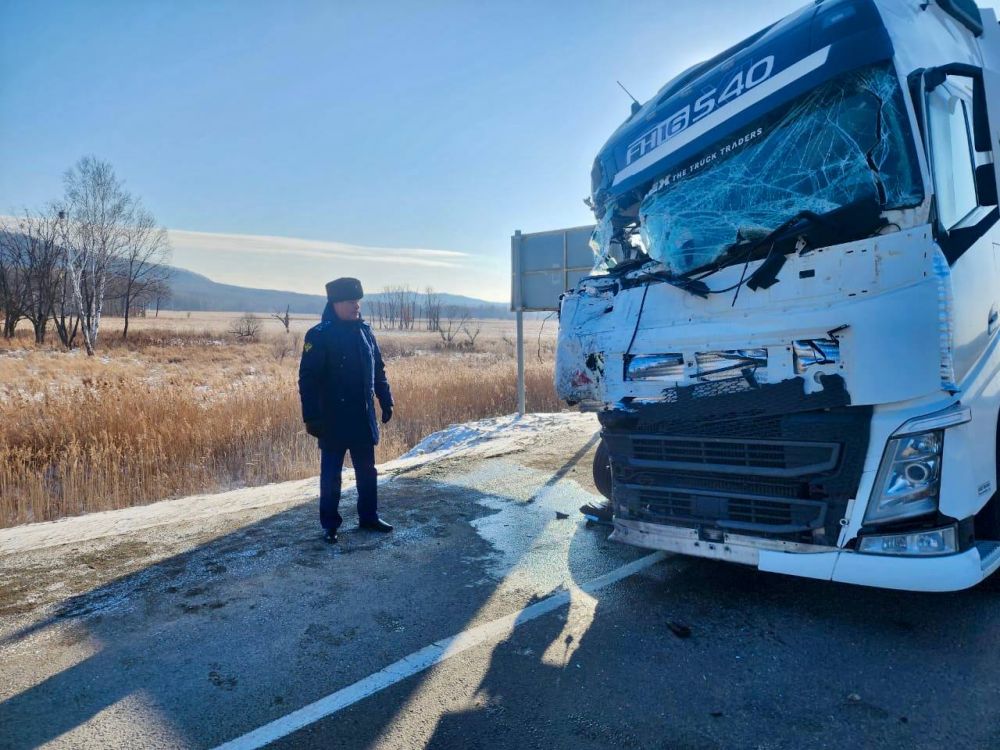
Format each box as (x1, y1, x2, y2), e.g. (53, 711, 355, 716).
(638, 63, 924, 276)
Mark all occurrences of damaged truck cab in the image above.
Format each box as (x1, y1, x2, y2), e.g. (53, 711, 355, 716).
(556, 0, 1000, 591)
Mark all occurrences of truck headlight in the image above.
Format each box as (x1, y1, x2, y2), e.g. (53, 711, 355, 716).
(858, 525, 957, 556)
(864, 430, 943, 524)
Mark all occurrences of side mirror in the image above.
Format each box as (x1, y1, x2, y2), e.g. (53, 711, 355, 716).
(976, 163, 998, 206)
(921, 63, 991, 151)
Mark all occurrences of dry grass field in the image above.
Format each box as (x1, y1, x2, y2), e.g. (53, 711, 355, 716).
(0, 311, 563, 528)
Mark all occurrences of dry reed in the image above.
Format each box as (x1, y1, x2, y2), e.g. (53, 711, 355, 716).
(0, 322, 562, 527)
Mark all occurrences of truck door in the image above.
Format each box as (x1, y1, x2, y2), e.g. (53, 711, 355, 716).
(918, 65, 1000, 381)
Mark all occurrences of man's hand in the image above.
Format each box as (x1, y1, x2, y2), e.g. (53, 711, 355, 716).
(381, 405, 393, 424)
(305, 421, 323, 438)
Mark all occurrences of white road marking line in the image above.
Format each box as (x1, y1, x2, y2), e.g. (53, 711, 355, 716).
(212, 551, 668, 750)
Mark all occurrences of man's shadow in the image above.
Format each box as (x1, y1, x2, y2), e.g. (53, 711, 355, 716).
(318, 510, 1000, 749)
(0, 430, 614, 749)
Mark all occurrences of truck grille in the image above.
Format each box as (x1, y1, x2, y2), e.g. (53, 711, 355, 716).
(618, 466, 802, 499)
(630, 435, 839, 477)
(601, 397, 872, 545)
(630, 486, 827, 534)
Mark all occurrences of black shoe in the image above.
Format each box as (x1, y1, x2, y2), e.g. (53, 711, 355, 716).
(323, 529, 338, 544)
(359, 518, 393, 533)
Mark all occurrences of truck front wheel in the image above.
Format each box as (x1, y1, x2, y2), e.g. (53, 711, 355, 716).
(592, 439, 613, 501)
(976, 419, 1000, 541)
(977, 490, 1000, 541)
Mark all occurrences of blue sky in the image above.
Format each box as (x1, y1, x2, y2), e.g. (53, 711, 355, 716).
(3, 0, 997, 301)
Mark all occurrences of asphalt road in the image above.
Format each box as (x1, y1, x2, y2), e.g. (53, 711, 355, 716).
(2, 416, 1000, 750)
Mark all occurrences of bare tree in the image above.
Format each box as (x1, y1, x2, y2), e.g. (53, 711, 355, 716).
(1, 209, 65, 343)
(230, 312, 261, 341)
(0, 220, 29, 338)
(423, 286, 442, 331)
(383, 285, 417, 330)
(461, 320, 482, 348)
(271, 305, 291, 333)
(270, 330, 301, 361)
(438, 305, 470, 349)
(381, 285, 400, 328)
(0, 209, 69, 344)
(151, 277, 170, 318)
(269, 305, 296, 360)
(118, 204, 171, 340)
(60, 156, 136, 355)
(51, 263, 80, 348)
(400, 286, 417, 330)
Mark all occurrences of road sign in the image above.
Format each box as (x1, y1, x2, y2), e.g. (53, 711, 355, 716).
(510, 225, 596, 414)
(510, 226, 596, 312)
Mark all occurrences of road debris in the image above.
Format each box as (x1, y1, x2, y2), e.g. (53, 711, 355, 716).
(667, 620, 691, 639)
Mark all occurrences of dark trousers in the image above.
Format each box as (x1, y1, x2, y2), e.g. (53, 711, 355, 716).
(320, 442, 378, 531)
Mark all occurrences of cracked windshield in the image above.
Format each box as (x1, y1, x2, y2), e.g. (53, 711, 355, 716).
(638, 63, 924, 276)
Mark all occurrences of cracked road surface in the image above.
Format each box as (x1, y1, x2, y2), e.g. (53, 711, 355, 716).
(2, 414, 1000, 749)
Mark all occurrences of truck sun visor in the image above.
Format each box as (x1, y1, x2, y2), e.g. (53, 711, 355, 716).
(636, 63, 923, 276)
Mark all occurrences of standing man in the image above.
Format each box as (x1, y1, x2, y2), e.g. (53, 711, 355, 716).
(299, 277, 394, 543)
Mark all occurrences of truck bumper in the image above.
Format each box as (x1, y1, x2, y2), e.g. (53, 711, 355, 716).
(611, 519, 1000, 592)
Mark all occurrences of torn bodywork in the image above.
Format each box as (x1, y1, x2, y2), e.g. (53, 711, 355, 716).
(554, 0, 1000, 591)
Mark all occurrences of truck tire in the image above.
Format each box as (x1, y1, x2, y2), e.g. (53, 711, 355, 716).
(977, 488, 1000, 541)
(592, 439, 613, 501)
(976, 420, 1000, 541)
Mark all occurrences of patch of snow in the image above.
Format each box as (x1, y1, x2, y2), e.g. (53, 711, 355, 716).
(400, 412, 595, 463)
(0, 478, 320, 557)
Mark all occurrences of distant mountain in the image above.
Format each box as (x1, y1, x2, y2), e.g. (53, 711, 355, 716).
(162, 267, 324, 313)
(163, 267, 515, 318)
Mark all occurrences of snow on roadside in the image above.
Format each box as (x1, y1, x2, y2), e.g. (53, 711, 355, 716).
(0, 411, 597, 556)
(399, 412, 596, 463)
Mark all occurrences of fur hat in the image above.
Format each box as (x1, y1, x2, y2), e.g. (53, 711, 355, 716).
(325, 277, 364, 303)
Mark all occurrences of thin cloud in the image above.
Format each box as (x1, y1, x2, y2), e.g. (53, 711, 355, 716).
(0, 218, 508, 300)
(167, 228, 470, 269)
(165, 225, 510, 300)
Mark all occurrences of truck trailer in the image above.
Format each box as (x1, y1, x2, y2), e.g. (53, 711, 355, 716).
(555, 0, 1000, 591)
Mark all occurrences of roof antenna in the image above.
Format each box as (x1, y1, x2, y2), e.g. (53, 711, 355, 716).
(617, 80, 642, 115)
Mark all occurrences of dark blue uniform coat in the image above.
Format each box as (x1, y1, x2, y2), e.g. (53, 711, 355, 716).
(298, 304, 393, 448)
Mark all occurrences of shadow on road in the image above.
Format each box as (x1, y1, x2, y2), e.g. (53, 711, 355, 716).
(0, 432, 613, 749)
(4, 427, 1000, 750)
(405, 555, 1000, 749)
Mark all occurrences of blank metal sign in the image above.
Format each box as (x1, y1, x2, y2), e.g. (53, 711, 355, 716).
(511, 225, 595, 312)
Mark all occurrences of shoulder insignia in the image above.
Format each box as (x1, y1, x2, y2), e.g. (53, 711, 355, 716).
(303, 342, 313, 353)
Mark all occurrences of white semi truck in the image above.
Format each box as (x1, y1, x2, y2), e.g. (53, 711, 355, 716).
(554, 0, 1000, 591)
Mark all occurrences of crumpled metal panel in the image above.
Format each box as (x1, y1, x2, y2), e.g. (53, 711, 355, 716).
(588, 212, 616, 273)
(636, 63, 923, 276)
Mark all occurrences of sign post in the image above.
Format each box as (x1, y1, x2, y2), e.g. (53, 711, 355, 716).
(512, 231, 526, 415)
(510, 225, 596, 415)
